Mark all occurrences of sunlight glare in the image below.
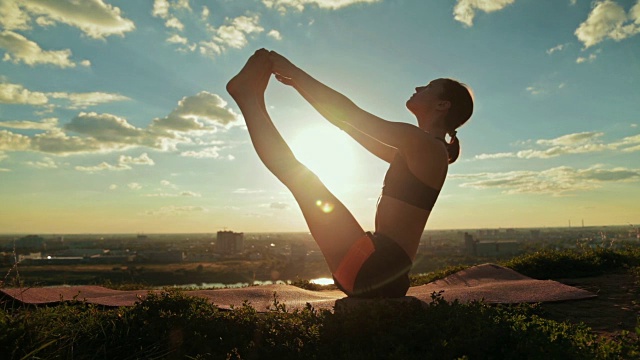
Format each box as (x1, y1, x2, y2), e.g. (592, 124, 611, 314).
(289, 124, 358, 195)
(310, 277, 335, 286)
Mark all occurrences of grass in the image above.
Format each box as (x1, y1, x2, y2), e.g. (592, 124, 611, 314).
(2, 247, 640, 359)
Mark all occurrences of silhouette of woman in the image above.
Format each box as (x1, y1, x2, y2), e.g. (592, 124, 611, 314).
(227, 49, 473, 298)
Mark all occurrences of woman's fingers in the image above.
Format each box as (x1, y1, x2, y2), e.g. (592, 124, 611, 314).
(269, 51, 292, 73)
(275, 74, 294, 86)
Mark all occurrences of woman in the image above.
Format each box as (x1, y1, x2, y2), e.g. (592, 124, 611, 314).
(227, 49, 473, 298)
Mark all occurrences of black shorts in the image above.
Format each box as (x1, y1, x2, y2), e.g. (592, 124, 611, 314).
(333, 232, 412, 298)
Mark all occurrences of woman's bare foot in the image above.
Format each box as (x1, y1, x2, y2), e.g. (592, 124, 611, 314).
(227, 49, 271, 102)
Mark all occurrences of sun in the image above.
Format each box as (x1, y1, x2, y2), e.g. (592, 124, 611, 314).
(289, 123, 358, 195)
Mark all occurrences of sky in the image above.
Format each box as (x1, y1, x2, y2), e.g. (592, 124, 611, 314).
(0, 0, 639, 234)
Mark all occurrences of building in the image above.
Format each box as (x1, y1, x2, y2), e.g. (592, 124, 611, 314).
(137, 250, 184, 263)
(215, 231, 244, 254)
(14, 235, 45, 252)
(530, 229, 541, 240)
(464, 232, 520, 257)
(17, 252, 42, 263)
(475, 241, 520, 257)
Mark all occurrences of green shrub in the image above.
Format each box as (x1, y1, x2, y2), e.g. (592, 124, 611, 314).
(3, 248, 640, 359)
(503, 247, 640, 279)
(410, 265, 468, 286)
(1, 290, 638, 359)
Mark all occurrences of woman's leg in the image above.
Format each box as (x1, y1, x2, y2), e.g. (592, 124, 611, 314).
(227, 50, 365, 272)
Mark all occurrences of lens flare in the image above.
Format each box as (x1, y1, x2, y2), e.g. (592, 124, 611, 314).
(315, 199, 334, 213)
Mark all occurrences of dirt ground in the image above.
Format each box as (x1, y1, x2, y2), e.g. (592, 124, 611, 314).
(540, 272, 640, 337)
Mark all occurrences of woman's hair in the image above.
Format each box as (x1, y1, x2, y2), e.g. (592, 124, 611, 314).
(438, 78, 474, 164)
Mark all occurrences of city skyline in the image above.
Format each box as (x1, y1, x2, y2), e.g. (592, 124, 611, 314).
(1, 0, 639, 233)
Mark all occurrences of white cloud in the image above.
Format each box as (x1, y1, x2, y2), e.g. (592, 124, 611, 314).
(474, 131, 640, 160)
(161, 179, 177, 188)
(180, 191, 201, 197)
(0, 0, 133, 70)
(201, 6, 210, 21)
(109, 184, 117, 190)
(35, 16, 55, 27)
(453, 0, 515, 27)
(119, 153, 155, 166)
(233, 188, 264, 194)
(546, 44, 566, 54)
(165, 17, 185, 31)
(0, 31, 76, 68)
(144, 190, 201, 198)
(128, 182, 142, 190)
(0, 82, 48, 104)
(0, 0, 30, 31)
(180, 146, 223, 159)
(31, 128, 105, 154)
(173, 92, 237, 124)
(48, 91, 130, 109)
(198, 40, 223, 57)
(453, 165, 640, 196)
(262, 0, 381, 13)
(536, 131, 604, 146)
(1, 91, 237, 156)
(575, 0, 640, 48)
(167, 34, 188, 44)
(174, 0, 191, 11)
(526, 86, 542, 95)
(25, 157, 57, 169)
(611, 133, 640, 152)
(75, 152, 154, 172)
(576, 53, 598, 63)
(632, 1, 640, 23)
(474, 152, 516, 160)
(267, 29, 283, 40)
(525, 81, 566, 96)
(151, 91, 238, 132)
(214, 15, 264, 49)
(153, 3, 269, 56)
(75, 161, 130, 172)
(1, 82, 128, 108)
(145, 205, 207, 216)
(65, 112, 149, 144)
(0, 130, 31, 151)
(153, 0, 192, 29)
(152, 0, 171, 19)
(21, 0, 135, 39)
(270, 202, 289, 209)
(145, 193, 179, 197)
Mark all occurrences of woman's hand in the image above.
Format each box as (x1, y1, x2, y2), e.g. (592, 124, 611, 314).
(269, 51, 299, 86)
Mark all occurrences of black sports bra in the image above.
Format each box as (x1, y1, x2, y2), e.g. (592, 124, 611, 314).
(381, 151, 441, 211)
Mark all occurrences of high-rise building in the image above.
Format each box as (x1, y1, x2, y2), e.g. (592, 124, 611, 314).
(215, 231, 244, 254)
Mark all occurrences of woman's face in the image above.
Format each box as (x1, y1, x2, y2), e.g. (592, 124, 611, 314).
(406, 80, 446, 116)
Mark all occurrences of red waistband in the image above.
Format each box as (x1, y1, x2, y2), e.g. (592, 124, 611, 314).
(332, 233, 376, 293)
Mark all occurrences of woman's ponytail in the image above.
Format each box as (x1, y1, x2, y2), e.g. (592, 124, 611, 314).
(439, 78, 473, 164)
(446, 132, 460, 164)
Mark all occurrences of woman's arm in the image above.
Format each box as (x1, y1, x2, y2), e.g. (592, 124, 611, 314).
(270, 51, 425, 154)
(342, 123, 397, 163)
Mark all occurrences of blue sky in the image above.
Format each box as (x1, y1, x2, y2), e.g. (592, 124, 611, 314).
(0, 0, 639, 234)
